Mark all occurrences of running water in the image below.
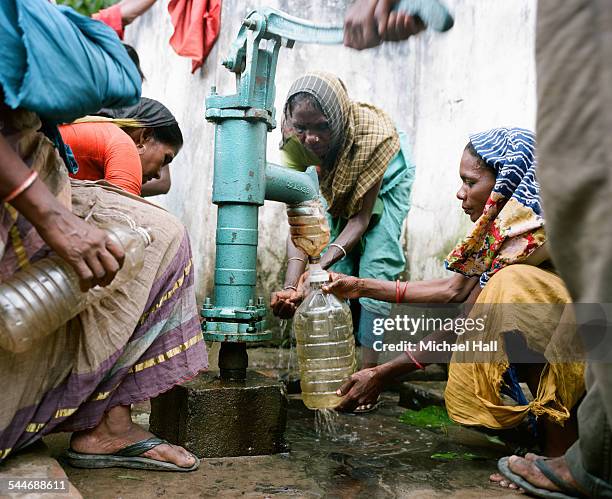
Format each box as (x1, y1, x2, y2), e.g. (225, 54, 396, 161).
(277, 319, 299, 386)
(315, 408, 339, 438)
(277, 319, 288, 374)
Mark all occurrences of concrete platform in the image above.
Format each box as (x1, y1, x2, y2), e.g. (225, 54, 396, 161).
(149, 371, 288, 458)
(0, 442, 81, 499)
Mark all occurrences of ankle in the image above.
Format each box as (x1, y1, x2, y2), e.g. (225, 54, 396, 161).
(79, 406, 133, 439)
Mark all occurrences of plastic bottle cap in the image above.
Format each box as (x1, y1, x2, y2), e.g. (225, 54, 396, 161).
(309, 263, 329, 284)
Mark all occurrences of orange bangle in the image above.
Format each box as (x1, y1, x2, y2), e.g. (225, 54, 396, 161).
(401, 280, 409, 302)
(405, 349, 425, 370)
(4, 171, 38, 204)
(395, 279, 401, 304)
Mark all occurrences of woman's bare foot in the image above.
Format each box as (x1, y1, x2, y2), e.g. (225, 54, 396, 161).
(504, 454, 584, 494)
(70, 405, 196, 468)
(490, 453, 538, 489)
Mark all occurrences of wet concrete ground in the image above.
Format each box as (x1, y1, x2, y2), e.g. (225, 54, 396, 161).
(38, 347, 523, 498)
(43, 392, 520, 498)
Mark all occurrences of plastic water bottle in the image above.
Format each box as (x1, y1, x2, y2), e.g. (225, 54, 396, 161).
(293, 263, 355, 409)
(287, 200, 330, 259)
(0, 224, 152, 353)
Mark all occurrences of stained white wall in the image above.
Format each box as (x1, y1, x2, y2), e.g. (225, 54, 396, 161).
(127, 0, 536, 307)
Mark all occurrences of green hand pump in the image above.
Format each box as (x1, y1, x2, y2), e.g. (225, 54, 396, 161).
(202, 3, 453, 381)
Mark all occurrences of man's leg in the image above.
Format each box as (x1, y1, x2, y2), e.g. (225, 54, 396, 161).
(500, 0, 612, 494)
(564, 364, 612, 496)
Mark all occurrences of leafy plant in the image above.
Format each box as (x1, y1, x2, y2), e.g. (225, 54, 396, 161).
(56, 0, 118, 17)
(398, 406, 455, 429)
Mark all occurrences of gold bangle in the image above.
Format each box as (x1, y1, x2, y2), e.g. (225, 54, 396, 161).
(4, 171, 38, 204)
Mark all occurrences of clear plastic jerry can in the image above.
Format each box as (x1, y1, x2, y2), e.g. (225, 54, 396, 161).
(293, 264, 355, 409)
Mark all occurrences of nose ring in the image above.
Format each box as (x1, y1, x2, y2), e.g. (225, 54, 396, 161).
(314, 136, 320, 143)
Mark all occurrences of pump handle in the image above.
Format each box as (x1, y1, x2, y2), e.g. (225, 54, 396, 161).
(256, 0, 453, 47)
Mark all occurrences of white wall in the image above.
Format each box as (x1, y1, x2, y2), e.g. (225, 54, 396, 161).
(127, 0, 536, 307)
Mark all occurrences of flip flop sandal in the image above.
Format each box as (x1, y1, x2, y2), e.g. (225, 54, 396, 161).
(352, 398, 382, 414)
(497, 457, 585, 498)
(63, 437, 200, 472)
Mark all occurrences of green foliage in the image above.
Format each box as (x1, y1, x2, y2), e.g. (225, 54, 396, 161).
(398, 405, 455, 429)
(56, 0, 118, 17)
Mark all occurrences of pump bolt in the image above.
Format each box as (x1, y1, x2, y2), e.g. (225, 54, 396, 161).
(204, 297, 212, 309)
(242, 19, 257, 30)
(257, 296, 264, 307)
(210, 86, 217, 95)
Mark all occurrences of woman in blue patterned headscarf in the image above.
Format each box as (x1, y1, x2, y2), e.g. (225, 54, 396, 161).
(446, 128, 546, 287)
(324, 127, 585, 457)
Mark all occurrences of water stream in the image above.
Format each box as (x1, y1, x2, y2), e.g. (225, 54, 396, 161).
(314, 408, 339, 437)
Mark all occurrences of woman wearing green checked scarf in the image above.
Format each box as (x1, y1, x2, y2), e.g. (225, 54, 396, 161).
(271, 71, 415, 377)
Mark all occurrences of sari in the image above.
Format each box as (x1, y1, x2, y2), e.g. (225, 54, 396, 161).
(443, 128, 584, 430)
(0, 108, 207, 461)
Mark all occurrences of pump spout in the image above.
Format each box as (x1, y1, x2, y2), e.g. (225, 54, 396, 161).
(264, 163, 320, 205)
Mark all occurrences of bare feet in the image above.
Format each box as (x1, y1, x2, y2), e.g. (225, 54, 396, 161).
(494, 453, 586, 496)
(490, 453, 538, 490)
(70, 405, 196, 469)
(508, 454, 582, 492)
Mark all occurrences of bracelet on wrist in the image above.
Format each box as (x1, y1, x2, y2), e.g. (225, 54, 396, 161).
(329, 243, 347, 259)
(3, 171, 38, 204)
(400, 280, 409, 303)
(405, 349, 425, 370)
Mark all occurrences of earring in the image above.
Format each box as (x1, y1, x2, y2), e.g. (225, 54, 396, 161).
(137, 144, 146, 155)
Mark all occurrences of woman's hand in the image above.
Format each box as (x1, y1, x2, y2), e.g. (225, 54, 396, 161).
(322, 272, 364, 300)
(0, 131, 124, 292)
(335, 366, 388, 411)
(271, 272, 309, 319)
(34, 210, 125, 291)
(270, 288, 301, 319)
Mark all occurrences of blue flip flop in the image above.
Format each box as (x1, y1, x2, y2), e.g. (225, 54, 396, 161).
(497, 457, 585, 498)
(63, 437, 200, 472)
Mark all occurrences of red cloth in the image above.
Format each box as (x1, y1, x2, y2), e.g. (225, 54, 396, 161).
(92, 4, 125, 40)
(168, 0, 221, 73)
(60, 123, 142, 196)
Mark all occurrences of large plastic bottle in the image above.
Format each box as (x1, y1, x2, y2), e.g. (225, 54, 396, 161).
(293, 263, 355, 409)
(0, 224, 152, 353)
(286, 200, 330, 259)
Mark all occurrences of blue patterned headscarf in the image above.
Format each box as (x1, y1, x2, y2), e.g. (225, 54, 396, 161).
(469, 127, 541, 216)
(446, 127, 546, 287)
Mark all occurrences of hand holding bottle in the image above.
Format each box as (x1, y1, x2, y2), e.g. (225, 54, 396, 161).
(335, 366, 387, 412)
(33, 210, 125, 291)
(322, 272, 364, 300)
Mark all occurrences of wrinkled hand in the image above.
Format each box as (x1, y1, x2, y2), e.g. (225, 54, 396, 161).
(344, 0, 425, 50)
(335, 367, 387, 412)
(35, 211, 125, 291)
(322, 272, 363, 300)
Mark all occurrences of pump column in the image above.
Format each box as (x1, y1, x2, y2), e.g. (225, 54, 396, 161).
(205, 106, 269, 380)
